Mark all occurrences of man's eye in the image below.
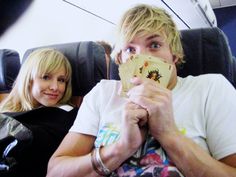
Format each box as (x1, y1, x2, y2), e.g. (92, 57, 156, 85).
(150, 42, 161, 49)
(125, 47, 136, 54)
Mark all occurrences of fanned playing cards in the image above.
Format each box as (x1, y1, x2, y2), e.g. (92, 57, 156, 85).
(118, 54, 174, 97)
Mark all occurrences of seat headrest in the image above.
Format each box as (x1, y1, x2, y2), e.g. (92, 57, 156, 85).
(110, 27, 236, 88)
(178, 27, 235, 87)
(0, 49, 21, 93)
(232, 56, 236, 86)
(22, 41, 107, 96)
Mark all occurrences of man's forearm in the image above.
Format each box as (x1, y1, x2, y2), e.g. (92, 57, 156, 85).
(159, 132, 236, 177)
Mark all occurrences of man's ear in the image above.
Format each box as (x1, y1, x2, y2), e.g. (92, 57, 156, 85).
(115, 50, 122, 64)
(173, 55, 179, 64)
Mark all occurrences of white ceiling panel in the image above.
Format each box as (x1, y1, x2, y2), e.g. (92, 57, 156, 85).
(209, 0, 236, 8)
(209, 0, 221, 8)
(221, 0, 236, 6)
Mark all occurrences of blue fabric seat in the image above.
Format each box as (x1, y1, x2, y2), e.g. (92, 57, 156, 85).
(0, 49, 21, 93)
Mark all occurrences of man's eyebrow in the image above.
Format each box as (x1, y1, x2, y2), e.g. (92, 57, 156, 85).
(146, 34, 161, 40)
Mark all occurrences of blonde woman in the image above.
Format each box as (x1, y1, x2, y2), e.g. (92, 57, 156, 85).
(0, 48, 78, 177)
(0, 48, 72, 112)
(47, 4, 236, 177)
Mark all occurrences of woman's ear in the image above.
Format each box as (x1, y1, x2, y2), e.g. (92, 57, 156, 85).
(28, 79, 33, 91)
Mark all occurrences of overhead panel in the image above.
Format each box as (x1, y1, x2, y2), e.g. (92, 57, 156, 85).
(65, 0, 217, 29)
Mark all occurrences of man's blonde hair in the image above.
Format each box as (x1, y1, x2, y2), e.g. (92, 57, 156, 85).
(0, 48, 72, 112)
(113, 4, 184, 67)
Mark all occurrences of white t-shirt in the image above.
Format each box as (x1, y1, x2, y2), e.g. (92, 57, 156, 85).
(70, 74, 236, 176)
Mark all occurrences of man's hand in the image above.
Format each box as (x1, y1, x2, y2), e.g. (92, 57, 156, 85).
(127, 77, 179, 142)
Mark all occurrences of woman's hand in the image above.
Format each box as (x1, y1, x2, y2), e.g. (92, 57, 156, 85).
(127, 77, 179, 142)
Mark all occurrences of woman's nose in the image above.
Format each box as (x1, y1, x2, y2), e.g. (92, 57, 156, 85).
(49, 80, 58, 90)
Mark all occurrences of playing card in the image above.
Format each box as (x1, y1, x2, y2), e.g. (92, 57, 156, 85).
(137, 54, 173, 87)
(118, 56, 136, 96)
(118, 54, 174, 97)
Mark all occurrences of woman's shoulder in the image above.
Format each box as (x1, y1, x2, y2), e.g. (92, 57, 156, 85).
(57, 104, 74, 111)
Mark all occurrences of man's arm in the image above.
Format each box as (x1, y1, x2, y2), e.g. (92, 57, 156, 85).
(159, 131, 236, 177)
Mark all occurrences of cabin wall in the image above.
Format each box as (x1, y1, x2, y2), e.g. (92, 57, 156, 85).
(214, 6, 236, 56)
(0, 0, 219, 59)
(0, 0, 116, 59)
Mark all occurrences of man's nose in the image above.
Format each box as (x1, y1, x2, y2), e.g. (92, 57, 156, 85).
(138, 48, 150, 55)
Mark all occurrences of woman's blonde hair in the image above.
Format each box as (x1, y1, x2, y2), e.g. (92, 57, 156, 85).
(0, 48, 72, 112)
(113, 4, 184, 67)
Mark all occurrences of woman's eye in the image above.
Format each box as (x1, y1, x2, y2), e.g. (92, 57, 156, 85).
(58, 78, 66, 83)
(150, 42, 161, 49)
(41, 75, 50, 80)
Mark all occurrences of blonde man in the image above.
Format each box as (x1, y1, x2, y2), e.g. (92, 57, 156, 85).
(47, 4, 236, 177)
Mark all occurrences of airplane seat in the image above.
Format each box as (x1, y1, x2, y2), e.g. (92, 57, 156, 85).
(232, 56, 236, 87)
(178, 27, 236, 88)
(109, 27, 236, 88)
(109, 57, 120, 80)
(22, 41, 107, 107)
(0, 49, 21, 101)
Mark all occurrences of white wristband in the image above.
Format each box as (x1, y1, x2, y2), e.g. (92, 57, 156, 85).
(95, 147, 111, 175)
